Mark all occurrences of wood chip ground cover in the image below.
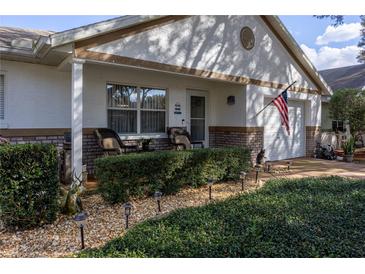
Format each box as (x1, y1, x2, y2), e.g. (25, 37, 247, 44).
(0, 179, 258, 257)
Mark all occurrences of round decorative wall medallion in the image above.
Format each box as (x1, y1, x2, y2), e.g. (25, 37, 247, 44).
(240, 27, 255, 50)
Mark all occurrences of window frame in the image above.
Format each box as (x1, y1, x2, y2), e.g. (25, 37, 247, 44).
(332, 120, 344, 132)
(106, 81, 168, 138)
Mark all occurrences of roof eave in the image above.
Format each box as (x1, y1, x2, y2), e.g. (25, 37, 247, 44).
(49, 15, 165, 48)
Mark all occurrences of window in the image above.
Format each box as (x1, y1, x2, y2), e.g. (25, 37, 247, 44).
(332, 120, 344, 132)
(107, 83, 166, 134)
(0, 74, 4, 120)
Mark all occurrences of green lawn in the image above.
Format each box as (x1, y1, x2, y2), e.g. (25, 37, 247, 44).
(78, 176, 365, 258)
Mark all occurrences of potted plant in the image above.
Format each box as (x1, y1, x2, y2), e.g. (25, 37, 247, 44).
(342, 137, 355, 162)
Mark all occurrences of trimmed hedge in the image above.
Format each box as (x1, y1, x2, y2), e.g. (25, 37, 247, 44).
(0, 144, 60, 229)
(78, 176, 365, 258)
(95, 147, 251, 203)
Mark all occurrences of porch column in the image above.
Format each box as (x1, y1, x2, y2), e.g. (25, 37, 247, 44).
(71, 59, 84, 181)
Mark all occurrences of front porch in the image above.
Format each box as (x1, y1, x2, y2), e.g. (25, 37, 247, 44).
(68, 60, 255, 178)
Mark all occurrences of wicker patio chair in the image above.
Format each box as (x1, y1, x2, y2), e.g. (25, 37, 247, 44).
(167, 127, 204, 150)
(94, 128, 139, 155)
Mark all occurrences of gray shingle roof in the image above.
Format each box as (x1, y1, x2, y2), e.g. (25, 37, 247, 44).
(319, 64, 365, 91)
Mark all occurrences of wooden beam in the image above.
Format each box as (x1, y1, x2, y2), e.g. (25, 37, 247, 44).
(0, 128, 96, 137)
(76, 49, 320, 94)
(209, 126, 264, 133)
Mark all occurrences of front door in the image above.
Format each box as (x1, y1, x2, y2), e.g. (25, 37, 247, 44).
(187, 90, 208, 147)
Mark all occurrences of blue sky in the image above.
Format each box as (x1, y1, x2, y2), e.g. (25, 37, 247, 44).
(280, 15, 362, 70)
(0, 15, 363, 70)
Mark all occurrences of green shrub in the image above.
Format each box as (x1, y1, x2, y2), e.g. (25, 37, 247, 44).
(95, 147, 251, 204)
(78, 176, 365, 258)
(0, 144, 60, 229)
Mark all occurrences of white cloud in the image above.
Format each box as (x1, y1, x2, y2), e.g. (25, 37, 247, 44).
(301, 44, 360, 70)
(315, 23, 361, 45)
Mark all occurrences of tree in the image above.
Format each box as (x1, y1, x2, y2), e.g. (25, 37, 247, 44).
(358, 15, 365, 63)
(314, 15, 365, 62)
(329, 88, 365, 133)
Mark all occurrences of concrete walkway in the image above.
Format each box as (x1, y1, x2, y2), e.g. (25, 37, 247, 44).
(257, 157, 365, 182)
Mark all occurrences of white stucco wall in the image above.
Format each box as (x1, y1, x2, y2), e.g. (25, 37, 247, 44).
(90, 15, 317, 91)
(0, 60, 246, 131)
(0, 60, 70, 129)
(83, 63, 246, 129)
(245, 84, 321, 127)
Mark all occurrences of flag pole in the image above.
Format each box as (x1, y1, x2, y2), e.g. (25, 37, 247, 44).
(253, 81, 297, 118)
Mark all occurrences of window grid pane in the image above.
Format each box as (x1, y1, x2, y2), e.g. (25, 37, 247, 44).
(107, 84, 137, 109)
(141, 110, 166, 133)
(108, 109, 137, 134)
(140, 88, 166, 110)
(106, 84, 166, 134)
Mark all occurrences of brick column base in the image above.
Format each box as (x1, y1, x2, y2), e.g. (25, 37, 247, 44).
(209, 126, 264, 165)
(306, 126, 321, 157)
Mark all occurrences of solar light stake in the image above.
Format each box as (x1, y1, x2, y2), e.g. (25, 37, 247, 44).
(154, 191, 162, 214)
(122, 202, 133, 229)
(240, 171, 247, 191)
(207, 178, 214, 200)
(287, 161, 292, 171)
(80, 224, 85, 249)
(255, 165, 260, 184)
(265, 162, 271, 173)
(74, 212, 88, 250)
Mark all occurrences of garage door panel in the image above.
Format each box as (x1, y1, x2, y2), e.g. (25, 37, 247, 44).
(263, 99, 305, 161)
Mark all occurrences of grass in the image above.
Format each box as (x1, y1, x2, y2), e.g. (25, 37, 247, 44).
(77, 176, 365, 258)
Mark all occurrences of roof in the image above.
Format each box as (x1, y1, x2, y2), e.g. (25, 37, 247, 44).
(319, 64, 365, 91)
(0, 26, 53, 49)
(50, 15, 161, 47)
(0, 16, 331, 95)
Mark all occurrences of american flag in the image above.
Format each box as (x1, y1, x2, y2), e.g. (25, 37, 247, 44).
(272, 90, 290, 135)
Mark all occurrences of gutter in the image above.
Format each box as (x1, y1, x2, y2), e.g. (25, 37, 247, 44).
(32, 36, 52, 58)
(1, 35, 52, 60)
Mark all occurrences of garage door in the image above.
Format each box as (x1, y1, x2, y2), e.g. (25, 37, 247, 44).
(263, 98, 305, 161)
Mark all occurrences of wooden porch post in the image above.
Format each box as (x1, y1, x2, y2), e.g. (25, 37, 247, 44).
(71, 59, 84, 181)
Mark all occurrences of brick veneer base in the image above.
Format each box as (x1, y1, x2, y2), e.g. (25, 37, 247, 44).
(306, 126, 321, 157)
(209, 126, 264, 165)
(4, 125, 318, 174)
(6, 132, 172, 175)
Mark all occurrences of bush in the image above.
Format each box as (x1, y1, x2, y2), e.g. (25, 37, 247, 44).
(0, 144, 60, 229)
(78, 176, 365, 258)
(95, 147, 251, 203)
(329, 88, 365, 133)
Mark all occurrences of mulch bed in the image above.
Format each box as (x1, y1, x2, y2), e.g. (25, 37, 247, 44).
(0, 177, 263, 258)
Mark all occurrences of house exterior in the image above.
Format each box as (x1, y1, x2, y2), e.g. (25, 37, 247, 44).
(0, 15, 331, 178)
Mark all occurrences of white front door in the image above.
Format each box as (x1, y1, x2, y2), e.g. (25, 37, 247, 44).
(263, 98, 305, 161)
(187, 89, 208, 147)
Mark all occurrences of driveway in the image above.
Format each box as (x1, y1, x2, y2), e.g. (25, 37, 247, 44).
(259, 157, 365, 181)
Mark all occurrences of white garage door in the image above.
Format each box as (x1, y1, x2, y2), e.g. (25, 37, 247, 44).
(263, 98, 305, 161)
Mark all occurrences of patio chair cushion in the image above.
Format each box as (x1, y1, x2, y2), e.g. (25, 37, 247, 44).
(174, 135, 191, 149)
(102, 137, 121, 150)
